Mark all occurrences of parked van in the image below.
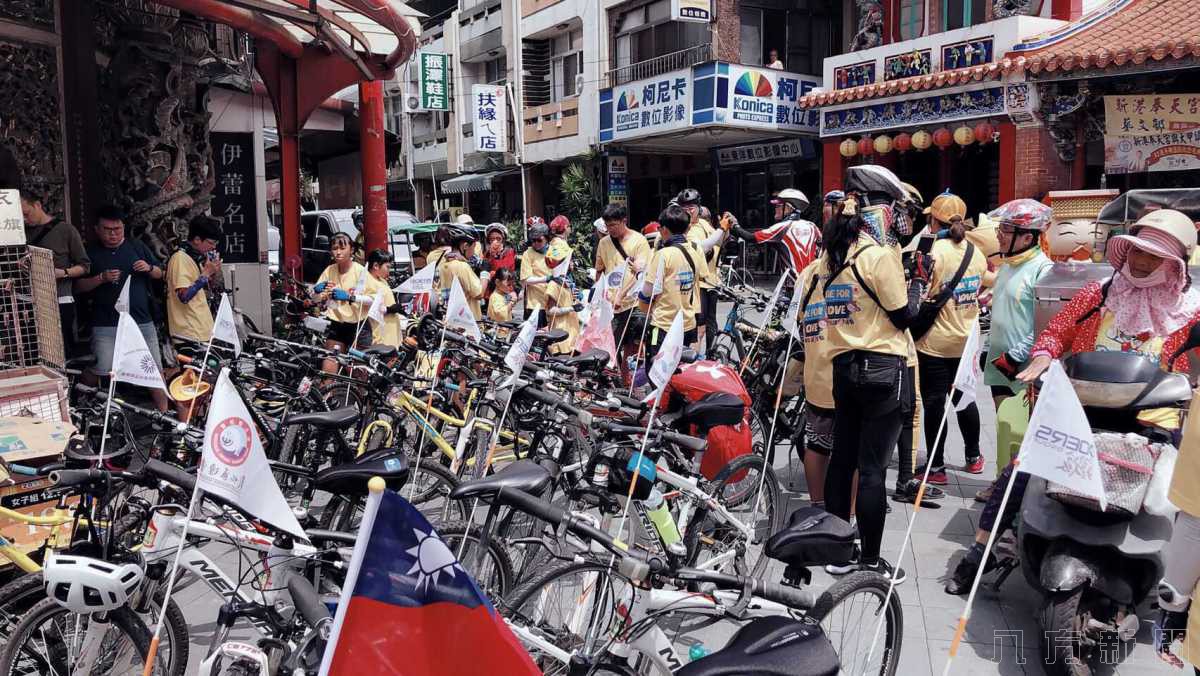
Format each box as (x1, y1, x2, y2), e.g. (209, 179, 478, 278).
(274, 209, 415, 281)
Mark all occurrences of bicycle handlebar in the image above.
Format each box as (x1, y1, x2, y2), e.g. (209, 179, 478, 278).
(596, 420, 706, 453)
(517, 384, 593, 426)
(672, 567, 815, 609)
(287, 576, 331, 627)
(74, 384, 193, 433)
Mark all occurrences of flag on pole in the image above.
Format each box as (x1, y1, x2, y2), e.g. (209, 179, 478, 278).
(1016, 360, 1107, 511)
(114, 276, 131, 315)
(444, 276, 482, 340)
(353, 267, 368, 296)
(624, 258, 664, 303)
(765, 270, 788, 316)
(318, 488, 539, 676)
(782, 276, 807, 340)
(577, 271, 618, 366)
(645, 310, 685, 405)
(396, 263, 436, 294)
(502, 310, 539, 387)
(198, 369, 306, 539)
(951, 319, 983, 411)
(551, 251, 572, 278)
(212, 294, 242, 356)
(112, 312, 167, 391)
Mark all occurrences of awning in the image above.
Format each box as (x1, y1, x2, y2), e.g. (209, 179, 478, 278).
(440, 170, 516, 194)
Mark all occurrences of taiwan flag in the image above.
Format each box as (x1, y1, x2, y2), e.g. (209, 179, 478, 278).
(318, 489, 539, 675)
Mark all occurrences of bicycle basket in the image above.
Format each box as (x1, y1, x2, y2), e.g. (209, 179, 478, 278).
(1045, 432, 1160, 518)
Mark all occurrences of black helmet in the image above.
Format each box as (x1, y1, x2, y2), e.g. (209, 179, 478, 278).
(444, 223, 476, 245)
(675, 188, 702, 206)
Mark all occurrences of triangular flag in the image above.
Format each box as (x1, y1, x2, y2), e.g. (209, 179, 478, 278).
(645, 310, 685, 405)
(1016, 360, 1107, 512)
(212, 294, 242, 356)
(396, 263, 436, 294)
(502, 311, 539, 387)
(577, 272, 617, 366)
(368, 293, 387, 325)
(353, 267, 368, 296)
(952, 319, 983, 411)
(114, 276, 131, 315)
(111, 312, 167, 391)
(624, 257, 665, 303)
(764, 270, 789, 318)
(782, 276, 807, 340)
(551, 251, 572, 278)
(198, 369, 307, 539)
(444, 276, 481, 340)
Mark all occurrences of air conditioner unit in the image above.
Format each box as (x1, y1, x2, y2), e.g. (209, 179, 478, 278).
(403, 94, 424, 113)
(575, 73, 586, 94)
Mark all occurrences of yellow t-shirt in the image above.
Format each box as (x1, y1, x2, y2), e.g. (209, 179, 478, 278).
(797, 266, 834, 409)
(366, 276, 401, 348)
(686, 219, 720, 289)
(595, 230, 652, 314)
(1171, 391, 1200, 516)
(916, 239, 988, 358)
(438, 258, 483, 319)
(166, 250, 213, 342)
(807, 234, 910, 360)
(546, 280, 579, 355)
(317, 262, 370, 323)
(644, 242, 704, 332)
(520, 248, 551, 311)
(488, 291, 515, 323)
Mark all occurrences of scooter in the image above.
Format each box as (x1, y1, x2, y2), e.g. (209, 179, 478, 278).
(1016, 338, 1199, 675)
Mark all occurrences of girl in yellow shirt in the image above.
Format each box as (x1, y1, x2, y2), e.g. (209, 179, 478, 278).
(313, 233, 370, 372)
(487, 269, 519, 323)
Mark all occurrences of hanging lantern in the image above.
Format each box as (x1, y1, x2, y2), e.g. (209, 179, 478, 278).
(858, 137, 875, 156)
(911, 130, 932, 151)
(894, 132, 913, 152)
(954, 125, 975, 146)
(933, 127, 953, 149)
(873, 135, 893, 155)
(839, 138, 858, 158)
(974, 121, 995, 144)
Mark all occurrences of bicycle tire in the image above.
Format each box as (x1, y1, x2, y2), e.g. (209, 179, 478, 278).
(808, 571, 903, 676)
(436, 520, 515, 600)
(0, 596, 162, 676)
(683, 453, 782, 578)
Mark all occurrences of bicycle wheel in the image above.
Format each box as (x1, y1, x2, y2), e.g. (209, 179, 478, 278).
(436, 520, 514, 601)
(503, 560, 640, 676)
(318, 460, 465, 532)
(0, 597, 167, 675)
(684, 454, 782, 577)
(808, 571, 903, 676)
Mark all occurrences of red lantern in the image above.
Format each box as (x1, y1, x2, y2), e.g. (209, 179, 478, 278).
(894, 132, 913, 152)
(933, 127, 953, 149)
(858, 137, 875, 156)
(974, 121, 995, 144)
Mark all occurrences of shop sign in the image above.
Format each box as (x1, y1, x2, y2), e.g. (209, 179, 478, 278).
(0, 190, 24, 246)
(671, 0, 711, 22)
(606, 153, 627, 207)
(472, 84, 507, 153)
(723, 65, 819, 132)
(600, 69, 690, 143)
(821, 86, 1004, 137)
(716, 139, 810, 167)
(210, 132, 259, 264)
(1104, 94, 1200, 174)
(418, 52, 450, 111)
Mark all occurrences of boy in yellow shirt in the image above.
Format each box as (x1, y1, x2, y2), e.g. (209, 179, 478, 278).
(437, 224, 486, 320)
(638, 204, 705, 359)
(365, 249, 403, 348)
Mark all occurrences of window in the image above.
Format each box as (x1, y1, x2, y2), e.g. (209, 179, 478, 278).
(943, 0, 988, 30)
(551, 30, 584, 100)
(611, 0, 710, 68)
(485, 56, 507, 85)
(740, 8, 762, 66)
(896, 0, 924, 40)
(384, 95, 404, 135)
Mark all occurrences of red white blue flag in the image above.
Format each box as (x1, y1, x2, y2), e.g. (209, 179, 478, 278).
(319, 489, 539, 675)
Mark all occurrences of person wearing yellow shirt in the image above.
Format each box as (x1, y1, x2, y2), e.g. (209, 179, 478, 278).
(797, 264, 834, 510)
(638, 205, 704, 359)
(593, 204, 652, 359)
(676, 189, 729, 354)
(545, 277, 580, 355)
(365, 249, 403, 349)
(438, 224, 486, 320)
(313, 232, 371, 372)
(487, 268, 519, 323)
(520, 219, 553, 326)
(166, 219, 222, 345)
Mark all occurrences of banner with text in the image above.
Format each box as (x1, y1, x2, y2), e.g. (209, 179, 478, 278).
(723, 65, 820, 133)
(472, 85, 508, 153)
(210, 132, 259, 264)
(601, 69, 691, 143)
(418, 52, 450, 111)
(671, 0, 711, 22)
(1104, 94, 1200, 174)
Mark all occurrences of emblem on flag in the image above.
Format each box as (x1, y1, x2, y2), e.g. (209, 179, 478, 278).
(211, 417, 252, 467)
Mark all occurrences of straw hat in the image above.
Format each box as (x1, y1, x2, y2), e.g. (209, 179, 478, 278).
(168, 369, 211, 402)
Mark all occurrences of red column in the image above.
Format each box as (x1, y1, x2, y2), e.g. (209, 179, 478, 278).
(1052, 0, 1082, 21)
(359, 80, 388, 252)
(998, 121, 1016, 203)
(822, 141, 843, 194)
(275, 59, 303, 270)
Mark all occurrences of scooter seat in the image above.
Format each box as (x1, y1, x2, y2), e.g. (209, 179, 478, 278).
(676, 617, 838, 676)
(765, 507, 857, 568)
(283, 406, 359, 429)
(314, 455, 409, 495)
(1063, 351, 1192, 410)
(449, 459, 551, 501)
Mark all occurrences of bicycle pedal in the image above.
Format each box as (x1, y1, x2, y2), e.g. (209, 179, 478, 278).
(782, 564, 811, 588)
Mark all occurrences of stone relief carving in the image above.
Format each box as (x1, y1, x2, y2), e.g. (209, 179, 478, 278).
(0, 39, 65, 214)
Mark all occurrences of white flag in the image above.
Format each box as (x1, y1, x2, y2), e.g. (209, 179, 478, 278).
(625, 257, 665, 303)
(395, 263, 436, 294)
(111, 312, 166, 391)
(645, 310, 685, 404)
(199, 369, 306, 539)
(502, 311, 539, 387)
(764, 270, 789, 319)
(212, 294, 242, 356)
(552, 252, 572, 278)
(951, 319, 983, 411)
(1017, 360, 1107, 511)
(114, 276, 131, 315)
(353, 268, 368, 296)
(444, 276, 481, 340)
(782, 276, 807, 340)
(367, 293, 387, 325)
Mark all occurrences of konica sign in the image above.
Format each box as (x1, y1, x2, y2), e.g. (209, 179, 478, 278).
(721, 64, 821, 132)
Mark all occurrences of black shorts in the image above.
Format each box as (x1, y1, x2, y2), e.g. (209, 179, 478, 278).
(612, 309, 646, 347)
(645, 324, 698, 361)
(326, 320, 365, 347)
(804, 404, 835, 456)
(990, 384, 1015, 398)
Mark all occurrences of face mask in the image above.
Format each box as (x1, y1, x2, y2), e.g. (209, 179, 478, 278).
(1120, 262, 1169, 288)
(533, 242, 547, 254)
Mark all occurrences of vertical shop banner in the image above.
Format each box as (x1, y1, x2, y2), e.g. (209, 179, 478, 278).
(418, 52, 450, 111)
(0, 190, 24, 245)
(606, 154, 628, 207)
(671, 0, 711, 22)
(603, 69, 691, 142)
(724, 65, 819, 133)
(210, 132, 259, 264)
(1104, 94, 1200, 174)
(472, 84, 508, 153)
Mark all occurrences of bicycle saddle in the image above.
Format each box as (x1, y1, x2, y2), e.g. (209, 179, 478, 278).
(765, 506, 857, 569)
(363, 344, 398, 360)
(676, 616, 838, 676)
(449, 459, 551, 501)
(548, 348, 610, 373)
(532, 328, 569, 348)
(314, 454, 409, 496)
(64, 354, 97, 371)
(283, 406, 359, 429)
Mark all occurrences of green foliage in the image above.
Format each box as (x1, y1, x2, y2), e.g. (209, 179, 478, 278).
(558, 162, 600, 288)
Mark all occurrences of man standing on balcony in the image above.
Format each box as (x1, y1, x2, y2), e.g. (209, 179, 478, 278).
(766, 49, 784, 70)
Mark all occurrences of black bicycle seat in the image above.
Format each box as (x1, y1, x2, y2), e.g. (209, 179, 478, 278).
(548, 348, 610, 373)
(363, 344, 398, 360)
(283, 406, 359, 429)
(449, 459, 551, 501)
(765, 506, 857, 569)
(314, 454, 409, 496)
(677, 616, 838, 676)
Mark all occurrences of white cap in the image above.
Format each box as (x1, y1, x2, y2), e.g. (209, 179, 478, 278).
(455, 213, 475, 225)
(593, 217, 607, 235)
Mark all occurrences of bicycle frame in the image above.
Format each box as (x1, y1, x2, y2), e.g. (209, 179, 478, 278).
(0, 502, 78, 573)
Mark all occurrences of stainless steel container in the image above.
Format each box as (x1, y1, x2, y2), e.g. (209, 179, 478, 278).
(1033, 262, 1114, 335)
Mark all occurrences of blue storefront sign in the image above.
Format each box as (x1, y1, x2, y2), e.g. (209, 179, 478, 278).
(599, 69, 691, 143)
(820, 85, 1005, 137)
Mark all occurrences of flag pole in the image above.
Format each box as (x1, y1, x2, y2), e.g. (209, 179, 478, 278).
(183, 336, 216, 425)
(739, 270, 789, 377)
(406, 327, 447, 501)
(941, 457, 1023, 676)
(627, 260, 665, 397)
(94, 376, 119, 468)
(142, 482, 205, 676)
(744, 312, 798, 537)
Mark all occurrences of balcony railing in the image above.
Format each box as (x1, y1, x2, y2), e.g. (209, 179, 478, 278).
(523, 98, 580, 143)
(606, 42, 712, 88)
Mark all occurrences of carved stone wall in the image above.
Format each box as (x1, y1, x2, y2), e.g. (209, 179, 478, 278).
(0, 39, 65, 214)
(0, 0, 56, 31)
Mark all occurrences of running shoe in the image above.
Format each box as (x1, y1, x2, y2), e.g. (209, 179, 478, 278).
(861, 558, 906, 585)
(963, 456, 986, 474)
(925, 469, 948, 485)
(825, 544, 860, 575)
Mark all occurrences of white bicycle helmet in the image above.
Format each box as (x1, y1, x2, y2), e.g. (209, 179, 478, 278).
(44, 553, 144, 614)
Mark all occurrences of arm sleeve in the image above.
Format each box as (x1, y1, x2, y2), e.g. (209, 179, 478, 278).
(883, 283, 924, 330)
(1029, 281, 1104, 361)
(698, 226, 726, 254)
(177, 277, 208, 303)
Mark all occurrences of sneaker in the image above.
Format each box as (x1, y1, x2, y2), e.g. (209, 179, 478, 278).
(861, 558, 907, 585)
(963, 456, 986, 474)
(974, 486, 994, 503)
(925, 469, 948, 485)
(944, 549, 997, 596)
(825, 544, 860, 575)
(892, 478, 944, 505)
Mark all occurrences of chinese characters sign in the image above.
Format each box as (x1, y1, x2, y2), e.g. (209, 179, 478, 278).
(472, 84, 507, 153)
(0, 189, 24, 245)
(606, 153, 627, 207)
(209, 132, 259, 264)
(716, 139, 810, 167)
(1104, 94, 1200, 174)
(671, 0, 711, 22)
(723, 65, 818, 132)
(607, 69, 690, 142)
(418, 52, 450, 111)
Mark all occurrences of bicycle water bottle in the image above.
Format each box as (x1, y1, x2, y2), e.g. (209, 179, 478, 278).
(644, 489, 683, 551)
(688, 643, 709, 662)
